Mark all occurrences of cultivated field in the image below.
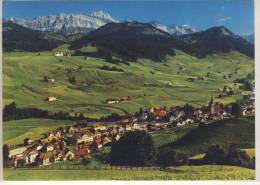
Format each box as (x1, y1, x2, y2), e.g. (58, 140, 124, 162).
(3, 49, 254, 118)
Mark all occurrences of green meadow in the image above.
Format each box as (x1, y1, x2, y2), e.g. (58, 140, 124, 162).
(4, 165, 255, 180)
(162, 117, 255, 156)
(3, 118, 73, 148)
(3, 49, 254, 118)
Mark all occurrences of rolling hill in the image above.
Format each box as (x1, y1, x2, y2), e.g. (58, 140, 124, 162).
(179, 26, 254, 58)
(69, 21, 188, 61)
(70, 23, 254, 61)
(3, 21, 65, 52)
(3, 21, 254, 61)
(161, 117, 255, 156)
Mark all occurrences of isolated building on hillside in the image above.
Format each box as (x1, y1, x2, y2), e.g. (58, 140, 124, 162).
(47, 96, 57, 102)
(106, 98, 119, 104)
(54, 52, 64, 57)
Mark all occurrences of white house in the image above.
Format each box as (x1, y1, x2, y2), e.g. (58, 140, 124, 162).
(25, 150, 39, 164)
(54, 52, 64, 57)
(47, 96, 57, 102)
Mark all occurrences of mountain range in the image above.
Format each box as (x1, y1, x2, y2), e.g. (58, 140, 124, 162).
(7, 10, 118, 35)
(7, 10, 199, 36)
(149, 21, 200, 36)
(3, 13, 254, 60)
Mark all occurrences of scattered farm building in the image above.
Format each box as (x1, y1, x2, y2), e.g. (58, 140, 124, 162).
(47, 97, 57, 102)
(48, 78, 55, 83)
(106, 98, 119, 104)
(121, 96, 130, 102)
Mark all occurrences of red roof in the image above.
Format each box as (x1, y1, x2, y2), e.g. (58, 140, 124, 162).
(39, 153, 49, 159)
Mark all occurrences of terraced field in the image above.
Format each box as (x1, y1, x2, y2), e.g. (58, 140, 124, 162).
(3, 49, 254, 118)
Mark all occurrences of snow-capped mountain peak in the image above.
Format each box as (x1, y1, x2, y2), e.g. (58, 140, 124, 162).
(149, 22, 200, 36)
(90, 10, 117, 22)
(8, 10, 118, 35)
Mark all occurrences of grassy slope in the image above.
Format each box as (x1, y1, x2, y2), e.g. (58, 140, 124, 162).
(190, 148, 255, 160)
(3, 50, 254, 118)
(4, 165, 255, 180)
(3, 118, 74, 147)
(150, 124, 198, 147)
(163, 117, 255, 156)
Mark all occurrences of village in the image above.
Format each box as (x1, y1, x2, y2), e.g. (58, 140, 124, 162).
(8, 91, 255, 168)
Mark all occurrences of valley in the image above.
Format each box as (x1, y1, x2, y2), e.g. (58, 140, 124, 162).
(2, 7, 255, 180)
(3, 49, 254, 118)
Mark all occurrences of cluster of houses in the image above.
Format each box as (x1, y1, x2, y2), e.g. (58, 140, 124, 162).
(9, 121, 148, 168)
(8, 93, 255, 168)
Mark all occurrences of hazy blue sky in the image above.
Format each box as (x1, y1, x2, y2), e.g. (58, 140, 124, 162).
(3, 0, 254, 35)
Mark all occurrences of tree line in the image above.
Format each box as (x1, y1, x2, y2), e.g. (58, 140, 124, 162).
(108, 131, 254, 169)
(3, 102, 124, 122)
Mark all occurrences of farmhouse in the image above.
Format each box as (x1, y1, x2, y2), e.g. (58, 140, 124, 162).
(73, 143, 89, 160)
(121, 96, 130, 102)
(124, 124, 132, 132)
(92, 124, 107, 131)
(48, 78, 55, 83)
(37, 153, 50, 166)
(186, 77, 197, 82)
(47, 96, 57, 102)
(54, 52, 64, 57)
(106, 98, 119, 104)
(25, 150, 39, 165)
(77, 133, 94, 144)
(9, 146, 28, 158)
(166, 81, 174, 87)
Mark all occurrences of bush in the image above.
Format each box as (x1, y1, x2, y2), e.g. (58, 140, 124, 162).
(110, 131, 156, 166)
(202, 144, 226, 165)
(156, 147, 188, 167)
(225, 145, 253, 169)
(202, 144, 255, 169)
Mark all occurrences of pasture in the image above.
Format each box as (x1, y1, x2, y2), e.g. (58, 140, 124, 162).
(3, 118, 74, 148)
(3, 49, 254, 118)
(163, 117, 255, 156)
(4, 165, 255, 180)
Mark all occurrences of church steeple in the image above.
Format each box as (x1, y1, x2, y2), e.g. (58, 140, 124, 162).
(208, 96, 213, 108)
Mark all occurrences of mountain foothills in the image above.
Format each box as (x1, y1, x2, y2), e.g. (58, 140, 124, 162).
(179, 27, 254, 58)
(3, 21, 65, 52)
(3, 20, 254, 60)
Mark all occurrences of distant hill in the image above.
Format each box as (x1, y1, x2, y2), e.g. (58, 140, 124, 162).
(3, 21, 255, 60)
(71, 23, 254, 61)
(179, 26, 254, 58)
(161, 117, 255, 156)
(3, 21, 65, 52)
(70, 21, 188, 61)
